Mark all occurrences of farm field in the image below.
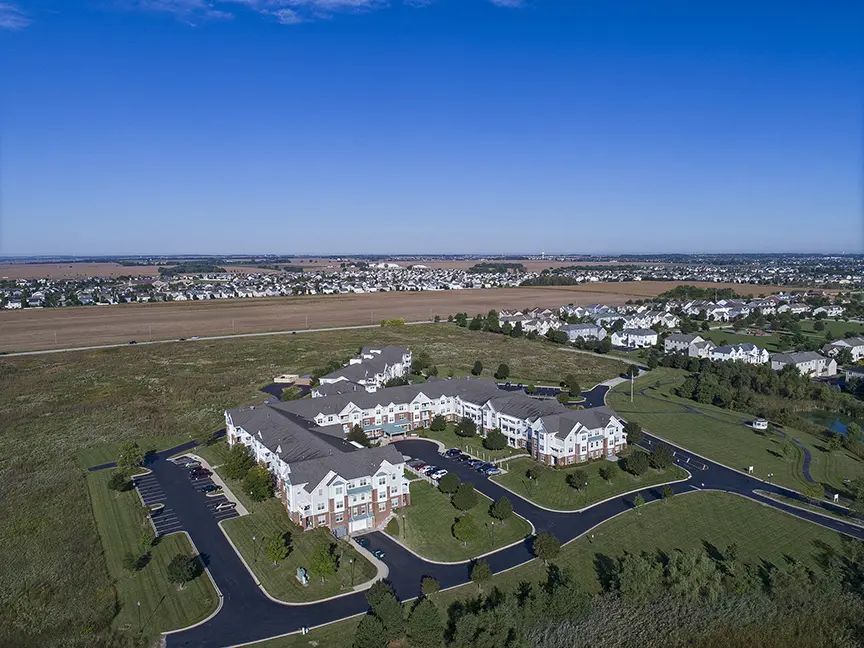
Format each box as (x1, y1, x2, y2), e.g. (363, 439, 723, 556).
(607, 368, 864, 494)
(248, 491, 845, 648)
(0, 324, 623, 647)
(0, 282, 802, 353)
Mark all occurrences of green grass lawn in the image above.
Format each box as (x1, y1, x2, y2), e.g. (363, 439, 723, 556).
(0, 322, 624, 646)
(421, 425, 523, 460)
(608, 368, 864, 493)
(388, 481, 533, 562)
(243, 490, 846, 648)
(76, 433, 195, 470)
(699, 328, 786, 352)
(221, 498, 377, 601)
(755, 490, 863, 527)
(800, 319, 864, 339)
(85, 469, 218, 638)
(492, 453, 688, 511)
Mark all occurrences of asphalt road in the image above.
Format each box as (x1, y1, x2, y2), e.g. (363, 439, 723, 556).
(157, 426, 864, 648)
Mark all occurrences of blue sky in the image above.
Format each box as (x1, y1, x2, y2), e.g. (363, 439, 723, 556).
(1, 1, 862, 255)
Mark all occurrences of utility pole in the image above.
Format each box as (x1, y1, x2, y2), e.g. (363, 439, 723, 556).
(137, 601, 141, 634)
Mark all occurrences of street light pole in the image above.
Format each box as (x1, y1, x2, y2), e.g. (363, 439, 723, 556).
(137, 600, 141, 634)
(252, 535, 258, 563)
(402, 514, 407, 539)
(350, 557, 355, 587)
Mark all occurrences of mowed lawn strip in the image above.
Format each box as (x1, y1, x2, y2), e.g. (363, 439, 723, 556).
(220, 499, 377, 601)
(492, 454, 688, 511)
(242, 491, 845, 648)
(608, 368, 864, 493)
(85, 469, 218, 636)
(390, 481, 533, 562)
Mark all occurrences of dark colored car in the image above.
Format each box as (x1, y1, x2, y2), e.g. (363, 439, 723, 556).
(191, 469, 212, 479)
(406, 459, 425, 468)
(443, 448, 461, 457)
(201, 484, 222, 493)
(128, 341, 137, 345)
(356, 537, 370, 548)
(456, 453, 471, 462)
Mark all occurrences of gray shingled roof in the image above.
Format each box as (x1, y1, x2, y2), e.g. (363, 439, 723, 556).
(619, 328, 656, 336)
(324, 346, 409, 382)
(666, 333, 701, 344)
(288, 445, 405, 488)
(770, 351, 828, 364)
(538, 407, 618, 439)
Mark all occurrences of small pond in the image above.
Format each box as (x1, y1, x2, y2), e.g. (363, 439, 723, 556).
(804, 410, 863, 435)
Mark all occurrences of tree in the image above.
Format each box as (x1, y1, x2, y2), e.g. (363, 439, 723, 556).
(265, 532, 290, 566)
(108, 470, 130, 492)
(224, 443, 255, 480)
(166, 554, 198, 588)
(452, 514, 477, 545)
(556, 392, 570, 404)
(244, 465, 274, 502)
(421, 576, 440, 598)
(484, 310, 501, 333)
(525, 383, 537, 394)
(365, 580, 395, 608)
(599, 463, 617, 482)
(371, 590, 405, 641)
(429, 414, 447, 432)
(471, 560, 492, 592)
(117, 441, 145, 471)
(623, 452, 649, 476)
(452, 482, 478, 511)
(483, 428, 507, 451)
(837, 348, 853, 365)
(471, 360, 483, 376)
(454, 417, 476, 438)
(512, 321, 524, 338)
(624, 421, 643, 446)
(827, 433, 842, 452)
(310, 543, 337, 583)
(437, 472, 460, 494)
(406, 598, 443, 648)
(489, 496, 512, 524)
(662, 484, 675, 502)
(564, 375, 581, 396)
(122, 551, 139, 572)
(566, 470, 588, 495)
(814, 320, 826, 331)
(348, 424, 371, 447)
(649, 444, 674, 469)
(533, 532, 561, 564)
(468, 315, 483, 331)
(633, 493, 645, 513)
(615, 551, 664, 601)
(494, 363, 510, 380)
(352, 614, 387, 648)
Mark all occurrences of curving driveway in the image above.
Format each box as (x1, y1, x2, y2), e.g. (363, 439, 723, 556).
(157, 420, 864, 648)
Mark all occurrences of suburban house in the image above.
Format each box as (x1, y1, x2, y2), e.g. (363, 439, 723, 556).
(822, 337, 864, 362)
(316, 346, 412, 394)
(529, 408, 627, 466)
(814, 305, 844, 318)
(663, 333, 716, 358)
(769, 351, 838, 377)
(709, 343, 769, 365)
(611, 328, 658, 349)
(225, 405, 410, 537)
(560, 323, 607, 342)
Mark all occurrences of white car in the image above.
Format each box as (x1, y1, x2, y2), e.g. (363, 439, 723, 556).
(431, 469, 448, 480)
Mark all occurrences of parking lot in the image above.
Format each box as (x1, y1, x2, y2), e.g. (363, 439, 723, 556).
(133, 461, 240, 537)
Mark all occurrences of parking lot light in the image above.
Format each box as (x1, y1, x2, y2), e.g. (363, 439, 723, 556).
(252, 535, 258, 563)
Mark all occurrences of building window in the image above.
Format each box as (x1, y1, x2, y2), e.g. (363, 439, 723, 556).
(378, 476, 386, 486)
(335, 512, 344, 523)
(317, 503, 326, 511)
(391, 497, 399, 507)
(359, 505, 366, 515)
(334, 486, 343, 496)
(378, 501, 386, 512)
(317, 515, 326, 525)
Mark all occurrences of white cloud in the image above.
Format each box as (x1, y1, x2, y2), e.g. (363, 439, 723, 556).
(130, 0, 522, 25)
(0, 2, 31, 29)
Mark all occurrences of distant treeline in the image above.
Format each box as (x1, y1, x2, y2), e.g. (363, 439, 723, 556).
(658, 285, 741, 300)
(468, 262, 526, 274)
(158, 262, 226, 276)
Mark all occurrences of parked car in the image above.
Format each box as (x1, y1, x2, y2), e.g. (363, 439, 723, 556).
(431, 469, 448, 480)
(407, 459, 425, 468)
(191, 469, 212, 480)
(215, 501, 236, 511)
(170, 455, 191, 464)
(484, 466, 502, 476)
(443, 448, 461, 457)
(372, 549, 386, 559)
(466, 459, 482, 468)
(356, 537, 370, 549)
(201, 484, 222, 493)
(476, 462, 494, 473)
(412, 462, 428, 472)
(183, 460, 201, 469)
(420, 465, 438, 475)
(457, 453, 471, 462)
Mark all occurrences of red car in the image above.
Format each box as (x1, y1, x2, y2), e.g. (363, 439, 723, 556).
(190, 468, 212, 479)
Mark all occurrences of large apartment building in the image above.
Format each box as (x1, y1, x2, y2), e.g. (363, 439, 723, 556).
(314, 345, 412, 396)
(225, 375, 628, 536)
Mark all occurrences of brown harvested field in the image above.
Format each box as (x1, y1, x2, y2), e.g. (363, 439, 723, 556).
(0, 262, 286, 279)
(0, 282, 800, 353)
